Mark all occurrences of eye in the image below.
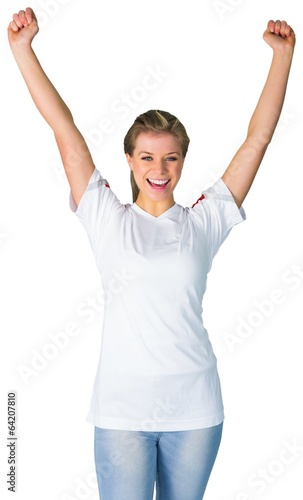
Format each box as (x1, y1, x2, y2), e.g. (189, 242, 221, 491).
(166, 157, 178, 161)
(141, 156, 153, 161)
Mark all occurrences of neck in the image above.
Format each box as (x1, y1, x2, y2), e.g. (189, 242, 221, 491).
(135, 194, 175, 217)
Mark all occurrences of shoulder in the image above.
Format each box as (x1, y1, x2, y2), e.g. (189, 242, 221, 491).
(188, 177, 246, 230)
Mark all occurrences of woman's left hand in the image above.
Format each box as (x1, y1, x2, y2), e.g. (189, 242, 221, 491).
(263, 20, 296, 51)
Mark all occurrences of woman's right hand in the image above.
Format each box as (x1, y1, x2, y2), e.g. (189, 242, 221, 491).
(8, 7, 39, 49)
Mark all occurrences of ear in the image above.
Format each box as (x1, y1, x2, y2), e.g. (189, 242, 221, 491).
(125, 153, 132, 169)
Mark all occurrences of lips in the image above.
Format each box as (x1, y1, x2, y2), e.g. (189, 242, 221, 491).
(147, 178, 171, 190)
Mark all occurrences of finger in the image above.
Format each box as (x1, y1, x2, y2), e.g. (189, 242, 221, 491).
(274, 20, 281, 35)
(18, 10, 29, 27)
(284, 24, 293, 38)
(8, 20, 19, 33)
(280, 20, 287, 38)
(25, 7, 35, 24)
(267, 20, 275, 33)
(12, 13, 23, 29)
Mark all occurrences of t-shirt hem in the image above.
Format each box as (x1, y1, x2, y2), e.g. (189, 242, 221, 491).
(86, 412, 224, 432)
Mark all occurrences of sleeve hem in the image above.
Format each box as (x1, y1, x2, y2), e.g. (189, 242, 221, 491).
(69, 168, 109, 215)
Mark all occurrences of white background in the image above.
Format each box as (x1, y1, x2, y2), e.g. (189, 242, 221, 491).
(1, 0, 302, 499)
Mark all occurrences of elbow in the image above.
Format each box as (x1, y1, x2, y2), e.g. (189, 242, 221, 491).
(246, 130, 272, 153)
(247, 125, 274, 149)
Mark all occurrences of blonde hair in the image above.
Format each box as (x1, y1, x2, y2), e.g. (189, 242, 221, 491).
(124, 110, 190, 202)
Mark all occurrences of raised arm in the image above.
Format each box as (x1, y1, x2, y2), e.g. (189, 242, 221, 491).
(8, 7, 95, 206)
(222, 20, 296, 208)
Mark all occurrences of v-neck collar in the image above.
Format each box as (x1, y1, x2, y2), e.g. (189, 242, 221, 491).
(131, 202, 179, 220)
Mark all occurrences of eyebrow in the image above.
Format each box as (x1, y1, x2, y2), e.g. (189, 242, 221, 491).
(137, 151, 181, 156)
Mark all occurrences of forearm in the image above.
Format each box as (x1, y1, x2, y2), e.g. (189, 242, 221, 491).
(8, 7, 96, 206)
(11, 44, 74, 133)
(222, 19, 295, 208)
(247, 47, 294, 147)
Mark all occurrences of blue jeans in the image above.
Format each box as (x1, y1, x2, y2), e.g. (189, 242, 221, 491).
(94, 422, 223, 499)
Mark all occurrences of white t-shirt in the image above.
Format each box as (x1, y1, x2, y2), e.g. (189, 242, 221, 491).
(71, 167, 246, 431)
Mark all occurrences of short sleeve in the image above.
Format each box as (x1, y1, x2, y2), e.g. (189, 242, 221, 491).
(191, 177, 246, 259)
(70, 167, 123, 253)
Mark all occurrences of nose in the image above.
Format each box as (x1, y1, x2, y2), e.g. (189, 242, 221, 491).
(152, 159, 169, 174)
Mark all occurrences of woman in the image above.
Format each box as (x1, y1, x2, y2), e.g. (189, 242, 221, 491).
(8, 8, 295, 500)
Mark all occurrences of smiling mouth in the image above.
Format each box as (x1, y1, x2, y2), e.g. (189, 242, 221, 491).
(147, 179, 171, 187)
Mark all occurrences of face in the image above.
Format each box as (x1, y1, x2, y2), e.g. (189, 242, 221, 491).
(126, 132, 184, 206)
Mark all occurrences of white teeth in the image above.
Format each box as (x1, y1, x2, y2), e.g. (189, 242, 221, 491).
(148, 179, 169, 185)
